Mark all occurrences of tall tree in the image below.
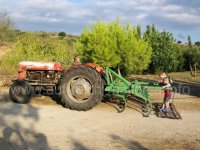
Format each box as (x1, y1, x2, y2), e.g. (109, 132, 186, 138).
(184, 47, 200, 77)
(144, 25, 180, 73)
(77, 19, 152, 74)
(187, 35, 192, 47)
(136, 25, 141, 40)
(184, 36, 200, 76)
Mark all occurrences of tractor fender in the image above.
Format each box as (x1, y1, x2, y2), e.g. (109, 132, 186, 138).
(63, 63, 105, 74)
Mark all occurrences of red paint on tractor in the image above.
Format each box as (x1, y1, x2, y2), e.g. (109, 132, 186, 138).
(17, 61, 104, 80)
(18, 61, 62, 80)
(65, 63, 105, 74)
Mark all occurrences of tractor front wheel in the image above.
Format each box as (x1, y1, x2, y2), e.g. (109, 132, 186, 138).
(61, 66, 104, 111)
(9, 80, 33, 104)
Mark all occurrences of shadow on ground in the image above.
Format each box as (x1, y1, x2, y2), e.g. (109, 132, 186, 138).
(110, 134, 148, 150)
(102, 95, 144, 114)
(0, 103, 50, 150)
(69, 132, 147, 150)
(72, 138, 91, 150)
(0, 89, 9, 102)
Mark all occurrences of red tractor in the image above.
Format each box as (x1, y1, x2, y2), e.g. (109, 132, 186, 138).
(9, 61, 182, 119)
(9, 61, 105, 111)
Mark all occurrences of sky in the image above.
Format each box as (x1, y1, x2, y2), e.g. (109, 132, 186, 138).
(0, 0, 200, 43)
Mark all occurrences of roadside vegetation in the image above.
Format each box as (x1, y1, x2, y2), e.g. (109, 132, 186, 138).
(0, 12, 199, 80)
(0, 32, 76, 74)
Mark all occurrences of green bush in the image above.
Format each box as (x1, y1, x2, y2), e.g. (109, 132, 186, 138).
(58, 32, 66, 37)
(77, 19, 152, 75)
(0, 33, 72, 74)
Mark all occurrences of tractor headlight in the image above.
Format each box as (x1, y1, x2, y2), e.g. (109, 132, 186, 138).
(46, 74, 50, 79)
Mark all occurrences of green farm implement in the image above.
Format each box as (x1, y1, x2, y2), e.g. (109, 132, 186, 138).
(105, 68, 163, 116)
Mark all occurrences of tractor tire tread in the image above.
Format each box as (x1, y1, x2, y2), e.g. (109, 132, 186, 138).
(9, 80, 32, 104)
(61, 66, 104, 111)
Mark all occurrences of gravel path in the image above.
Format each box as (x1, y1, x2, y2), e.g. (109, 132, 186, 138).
(0, 87, 200, 150)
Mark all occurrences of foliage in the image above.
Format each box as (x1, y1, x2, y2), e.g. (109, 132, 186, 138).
(58, 32, 66, 37)
(177, 40, 182, 44)
(77, 19, 152, 74)
(0, 33, 72, 73)
(144, 25, 181, 73)
(0, 11, 16, 44)
(195, 41, 200, 46)
(184, 38, 200, 77)
(64, 35, 79, 47)
(174, 44, 186, 71)
(187, 35, 192, 47)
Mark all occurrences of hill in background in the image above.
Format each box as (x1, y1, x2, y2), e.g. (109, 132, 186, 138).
(0, 31, 79, 75)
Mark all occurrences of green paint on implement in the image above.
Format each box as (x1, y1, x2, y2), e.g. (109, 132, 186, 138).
(104, 68, 171, 116)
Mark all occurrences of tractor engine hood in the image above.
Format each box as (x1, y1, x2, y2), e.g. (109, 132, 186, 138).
(18, 61, 63, 71)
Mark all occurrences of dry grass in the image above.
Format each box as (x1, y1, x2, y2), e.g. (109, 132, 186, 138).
(130, 71, 200, 83)
(0, 45, 12, 58)
(168, 71, 200, 83)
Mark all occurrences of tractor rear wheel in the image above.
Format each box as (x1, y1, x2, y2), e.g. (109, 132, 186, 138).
(61, 66, 104, 111)
(9, 80, 33, 104)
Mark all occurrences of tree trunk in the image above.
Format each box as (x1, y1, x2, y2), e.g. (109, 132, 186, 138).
(117, 65, 122, 76)
(194, 64, 197, 77)
(189, 63, 195, 77)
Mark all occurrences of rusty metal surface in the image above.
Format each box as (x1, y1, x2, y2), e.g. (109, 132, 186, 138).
(26, 71, 60, 84)
(64, 63, 105, 74)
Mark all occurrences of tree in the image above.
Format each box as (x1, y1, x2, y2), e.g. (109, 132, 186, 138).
(195, 41, 200, 46)
(0, 11, 15, 44)
(77, 19, 152, 74)
(144, 25, 180, 73)
(136, 25, 141, 40)
(177, 40, 182, 44)
(184, 36, 200, 77)
(58, 32, 66, 37)
(188, 35, 192, 47)
(119, 23, 152, 74)
(184, 46, 200, 77)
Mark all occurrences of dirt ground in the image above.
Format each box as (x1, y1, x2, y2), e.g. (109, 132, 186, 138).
(0, 87, 200, 150)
